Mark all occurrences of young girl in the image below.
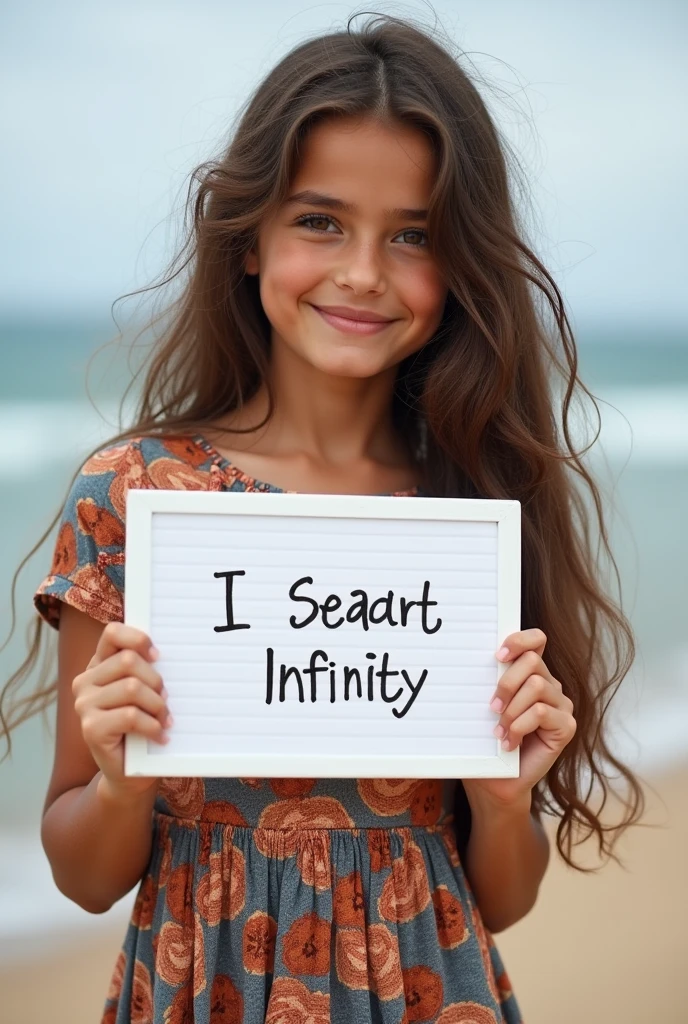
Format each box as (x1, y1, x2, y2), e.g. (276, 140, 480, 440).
(2, 14, 644, 1024)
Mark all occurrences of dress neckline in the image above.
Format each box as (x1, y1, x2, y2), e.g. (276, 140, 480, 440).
(191, 433, 420, 498)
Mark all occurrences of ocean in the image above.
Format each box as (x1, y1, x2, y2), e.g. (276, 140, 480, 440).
(0, 317, 687, 956)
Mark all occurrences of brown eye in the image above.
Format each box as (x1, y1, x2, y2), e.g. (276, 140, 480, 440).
(396, 228, 428, 248)
(294, 214, 337, 233)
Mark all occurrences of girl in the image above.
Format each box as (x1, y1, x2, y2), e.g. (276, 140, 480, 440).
(2, 13, 644, 1024)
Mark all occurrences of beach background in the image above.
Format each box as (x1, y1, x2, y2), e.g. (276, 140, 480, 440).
(1, 2, 687, 1022)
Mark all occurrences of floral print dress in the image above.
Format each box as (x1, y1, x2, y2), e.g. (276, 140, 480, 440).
(34, 434, 523, 1024)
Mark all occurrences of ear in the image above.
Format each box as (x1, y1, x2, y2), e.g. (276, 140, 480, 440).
(245, 249, 259, 276)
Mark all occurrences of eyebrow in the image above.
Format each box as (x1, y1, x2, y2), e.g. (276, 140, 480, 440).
(284, 189, 428, 222)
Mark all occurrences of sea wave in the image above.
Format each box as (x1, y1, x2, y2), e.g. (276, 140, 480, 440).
(0, 388, 687, 479)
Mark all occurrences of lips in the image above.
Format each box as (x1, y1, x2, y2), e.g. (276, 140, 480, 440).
(312, 305, 395, 323)
(310, 304, 397, 336)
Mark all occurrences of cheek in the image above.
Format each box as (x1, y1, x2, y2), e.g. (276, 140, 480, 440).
(261, 240, 320, 306)
(404, 267, 447, 330)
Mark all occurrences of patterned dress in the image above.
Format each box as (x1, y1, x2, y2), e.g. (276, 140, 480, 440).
(34, 434, 523, 1024)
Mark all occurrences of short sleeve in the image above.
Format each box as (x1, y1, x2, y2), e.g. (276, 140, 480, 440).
(33, 439, 152, 630)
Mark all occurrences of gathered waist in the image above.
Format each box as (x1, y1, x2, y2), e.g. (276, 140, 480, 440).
(151, 810, 463, 876)
(154, 777, 458, 831)
(154, 808, 456, 835)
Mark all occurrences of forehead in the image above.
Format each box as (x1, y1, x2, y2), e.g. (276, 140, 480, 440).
(289, 116, 436, 207)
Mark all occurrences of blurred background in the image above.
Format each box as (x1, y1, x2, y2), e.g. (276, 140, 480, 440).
(1, 1, 686, 1021)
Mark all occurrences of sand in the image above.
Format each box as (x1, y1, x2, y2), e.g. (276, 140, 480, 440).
(1, 761, 685, 1024)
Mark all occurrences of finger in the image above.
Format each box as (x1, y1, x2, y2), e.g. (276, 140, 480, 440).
(93, 621, 159, 666)
(495, 628, 547, 663)
(86, 649, 164, 693)
(492, 673, 561, 739)
(81, 677, 170, 726)
(489, 649, 552, 714)
(500, 704, 577, 752)
(82, 706, 170, 748)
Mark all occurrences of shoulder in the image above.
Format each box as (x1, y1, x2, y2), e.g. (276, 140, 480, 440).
(76, 434, 215, 507)
(33, 434, 216, 629)
(68, 437, 147, 528)
(60, 433, 219, 544)
(136, 435, 217, 489)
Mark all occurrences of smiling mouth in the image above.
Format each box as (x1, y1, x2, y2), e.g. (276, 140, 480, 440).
(310, 305, 398, 335)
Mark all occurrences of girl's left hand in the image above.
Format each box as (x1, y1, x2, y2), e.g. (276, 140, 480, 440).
(463, 628, 577, 811)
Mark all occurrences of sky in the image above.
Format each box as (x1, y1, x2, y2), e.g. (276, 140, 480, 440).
(1, 0, 686, 331)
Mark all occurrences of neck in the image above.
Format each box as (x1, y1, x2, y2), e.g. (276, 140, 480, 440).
(224, 336, 413, 472)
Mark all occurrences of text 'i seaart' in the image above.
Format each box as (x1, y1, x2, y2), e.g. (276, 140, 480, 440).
(213, 571, 443, 719)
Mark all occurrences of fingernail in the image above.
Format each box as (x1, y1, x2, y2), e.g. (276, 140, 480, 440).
(149, 646, 160, 661)
(493, 724, 505, 739)
(496, 647, 510, 661)
(165, 714, 174, 728)
(490, 697, 504, 713)
(161, 686, 168, 699)
(501, 738, 511, 750)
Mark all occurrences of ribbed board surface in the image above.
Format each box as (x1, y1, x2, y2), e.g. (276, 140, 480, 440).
(146, 512, 500, 759)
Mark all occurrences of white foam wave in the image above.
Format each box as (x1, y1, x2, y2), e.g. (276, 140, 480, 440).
(0, 399, 130, 479)
(0, 837, 134, 963)
(0, 388, 686, 479)
(578, 387, 688, 463)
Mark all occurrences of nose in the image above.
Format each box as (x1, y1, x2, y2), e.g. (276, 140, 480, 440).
(333, 239, 386, 294)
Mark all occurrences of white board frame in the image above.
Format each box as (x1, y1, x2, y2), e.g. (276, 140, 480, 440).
(124, 490, 520, 779)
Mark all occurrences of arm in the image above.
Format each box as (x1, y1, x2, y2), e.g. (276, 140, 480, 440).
(42, 771, 158, 914)
(459, 627, 577, 933)
(41, 606, 167, 914)
(462, 786, 550, 933)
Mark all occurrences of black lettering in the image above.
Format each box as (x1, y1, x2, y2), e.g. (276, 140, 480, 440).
(366, 652, 376, 700)
(420, 580, 442, 635)
(369, 591, 398, 627)
(301, 649, 329, 702)
(376, 652, 403, 703)
(265, 646, 274, 704)
(279, 664, 305, 702)
(399, 581, 442, 634)
(399, 595, 414, 627)
(321, 594, 344, 629)
(346, 590, 369, 631)
(289, 576, 319, 629)
(213, 570, 250, 632)
(343, 667, 362, 700)
(392, 669, 428, 718)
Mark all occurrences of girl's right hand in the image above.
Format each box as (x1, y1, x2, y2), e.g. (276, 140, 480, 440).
(72, 621, 170, 802)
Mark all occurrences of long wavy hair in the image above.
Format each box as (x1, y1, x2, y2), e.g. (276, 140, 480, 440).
(1, 11, 646, 870)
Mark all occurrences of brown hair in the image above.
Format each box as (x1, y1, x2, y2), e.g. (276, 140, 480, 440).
(1, 11, 646, 870)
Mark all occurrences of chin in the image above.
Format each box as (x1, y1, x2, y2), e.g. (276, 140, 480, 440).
(310, 354, 389, 379)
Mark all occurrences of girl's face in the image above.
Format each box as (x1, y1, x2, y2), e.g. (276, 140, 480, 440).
(245, 116, 448, 381)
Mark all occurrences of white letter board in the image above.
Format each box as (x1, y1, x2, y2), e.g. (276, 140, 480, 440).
(124, 490, 520, 779)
